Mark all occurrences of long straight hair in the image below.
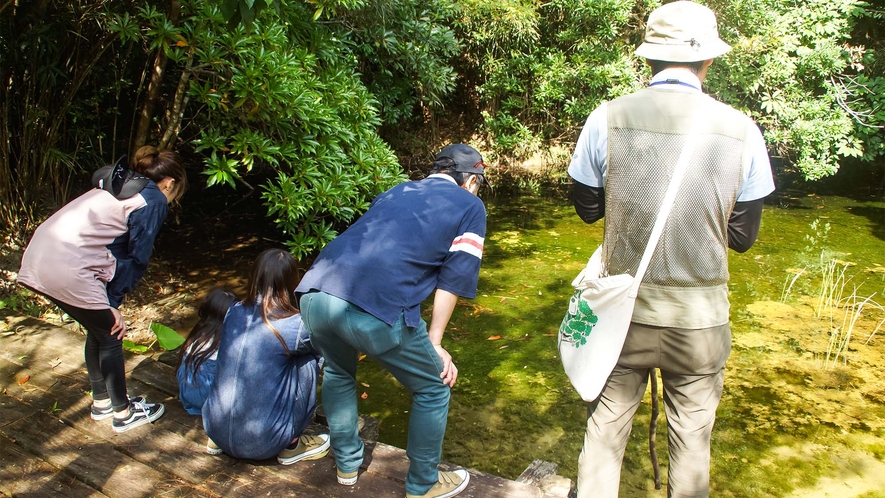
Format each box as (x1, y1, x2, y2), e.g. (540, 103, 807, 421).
(177, 287, 237, 383)
(245, 248, 301, 355)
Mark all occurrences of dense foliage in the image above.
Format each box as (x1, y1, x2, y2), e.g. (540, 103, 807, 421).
(458, 0, 884, 181)
(1, 0, 882, 252)
(708, 0, 885, 180)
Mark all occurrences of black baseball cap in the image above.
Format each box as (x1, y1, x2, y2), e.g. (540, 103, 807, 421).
(435, 144, 490, 186)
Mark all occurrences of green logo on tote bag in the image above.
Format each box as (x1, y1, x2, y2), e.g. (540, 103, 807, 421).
(559, 292, 598, 347)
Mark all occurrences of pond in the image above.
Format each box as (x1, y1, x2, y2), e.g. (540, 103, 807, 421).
(347, 190, 885, 497)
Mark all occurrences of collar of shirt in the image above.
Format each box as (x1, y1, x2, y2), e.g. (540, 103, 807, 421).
(427, 173, 458, 184)
(649, 68, 702, 92)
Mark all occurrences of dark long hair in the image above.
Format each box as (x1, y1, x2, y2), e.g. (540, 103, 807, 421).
(177, 287, 237, 383)
(245, 248, 301, 355)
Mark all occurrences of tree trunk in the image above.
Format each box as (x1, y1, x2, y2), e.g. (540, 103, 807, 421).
(159, 48, 194, 150)
(132, 0, 181, 154)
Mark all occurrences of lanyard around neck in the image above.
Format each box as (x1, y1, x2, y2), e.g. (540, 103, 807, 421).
(649, 79, 701, 91)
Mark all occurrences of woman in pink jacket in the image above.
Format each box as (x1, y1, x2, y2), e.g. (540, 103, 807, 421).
(18, 146, 187, 433)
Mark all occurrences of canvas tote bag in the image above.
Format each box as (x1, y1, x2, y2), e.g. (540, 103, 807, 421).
(558, 123, 700, 402)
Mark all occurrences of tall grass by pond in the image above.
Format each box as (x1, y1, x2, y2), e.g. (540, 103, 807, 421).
(351, 191, 885, 497)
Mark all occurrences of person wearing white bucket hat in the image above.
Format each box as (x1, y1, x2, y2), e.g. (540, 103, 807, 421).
(567, 2, 775, 497)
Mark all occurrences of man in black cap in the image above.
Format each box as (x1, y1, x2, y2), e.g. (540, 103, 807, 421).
(296, 144, 487, 498)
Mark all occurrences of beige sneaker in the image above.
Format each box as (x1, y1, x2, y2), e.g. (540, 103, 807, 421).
(277, 434, 330, 465)
(206, 437, 223, 455)
(406, 469, 470, 498)
(337, 468, 359, 485)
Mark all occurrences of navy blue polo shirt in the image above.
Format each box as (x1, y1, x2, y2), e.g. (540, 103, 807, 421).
(297, 176, 486, 327)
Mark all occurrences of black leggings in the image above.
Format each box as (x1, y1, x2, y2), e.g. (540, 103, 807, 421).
(51, 299, 130, 412)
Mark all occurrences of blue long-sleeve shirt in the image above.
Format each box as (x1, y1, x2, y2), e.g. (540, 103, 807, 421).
(106, 183, 168, 307)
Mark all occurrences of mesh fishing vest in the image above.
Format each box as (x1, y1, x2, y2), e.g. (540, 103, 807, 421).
(603, 85, 748, 328)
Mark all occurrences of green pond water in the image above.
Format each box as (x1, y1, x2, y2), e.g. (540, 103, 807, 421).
(349, 191, 885, 497)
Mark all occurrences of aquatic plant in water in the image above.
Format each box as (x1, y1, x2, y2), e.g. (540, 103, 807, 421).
(825, 292, 880, 368)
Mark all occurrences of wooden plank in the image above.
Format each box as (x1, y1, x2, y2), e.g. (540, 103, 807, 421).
(129, 359, 178, 397)
(0, 433, 109, 498)
(0, 356, 90, 416)
(0, 387, 41, 428)
(447, 467, 543, 498)
(262, 450, 404, 497)
(289, 442, 542, 498)
(360, 441, 411, 479)
(0, 318, 152, 382)
(2, 318, 549, 498)
(2, 394, 206, 498)
(53, 377, 331, 498)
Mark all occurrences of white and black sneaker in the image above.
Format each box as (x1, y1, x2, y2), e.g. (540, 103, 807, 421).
(112, 399, 165, 433)
(91, 396, 146, 420)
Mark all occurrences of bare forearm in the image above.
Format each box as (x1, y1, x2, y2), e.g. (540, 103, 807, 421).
(428, 289, 458, 345)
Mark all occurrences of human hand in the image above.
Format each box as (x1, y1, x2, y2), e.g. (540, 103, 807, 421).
(109, 307, 127, 340)
(433, 344, 458, 387)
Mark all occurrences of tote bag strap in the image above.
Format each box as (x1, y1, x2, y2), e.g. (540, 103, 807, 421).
(628, 119, 703, 299)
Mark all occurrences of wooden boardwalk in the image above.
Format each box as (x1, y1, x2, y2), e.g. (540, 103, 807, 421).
(0, 315, 572, 498)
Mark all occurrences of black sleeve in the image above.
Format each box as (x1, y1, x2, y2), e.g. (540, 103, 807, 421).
(572, 181, 605, 224)
(728, 199, 764, 253)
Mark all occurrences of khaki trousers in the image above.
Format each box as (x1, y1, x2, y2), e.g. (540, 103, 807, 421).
(577, 322, 731, 498)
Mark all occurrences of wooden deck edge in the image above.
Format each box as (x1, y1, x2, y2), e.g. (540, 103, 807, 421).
(1, 313, 571, 498)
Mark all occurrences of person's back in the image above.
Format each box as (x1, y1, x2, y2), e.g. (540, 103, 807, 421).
(177, 288, 237, 415)
(566, 2, 775, 497)
(298, 175, 486, 328)
(602, 82, 754, 328)
(202, 248, 327, 463)
(202, 302, 319, 460)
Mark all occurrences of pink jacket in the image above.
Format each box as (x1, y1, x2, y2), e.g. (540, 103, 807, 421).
(18, 189, 148, 310)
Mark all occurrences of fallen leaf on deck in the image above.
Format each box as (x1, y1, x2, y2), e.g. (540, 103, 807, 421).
(360, 382, 370, 388)
(487, 335, 501, 341)
(359, 354, 367, 361)
(17, 375, 29, 384)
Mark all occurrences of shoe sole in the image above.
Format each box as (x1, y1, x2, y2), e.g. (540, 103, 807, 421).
(337, 472, 359, 486)
(112, 404, 165, 433)
(277, 438, 331, 465)
(206, 446, 223, 455)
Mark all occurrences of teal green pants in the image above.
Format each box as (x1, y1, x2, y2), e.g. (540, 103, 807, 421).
(299, 291, 450, 496)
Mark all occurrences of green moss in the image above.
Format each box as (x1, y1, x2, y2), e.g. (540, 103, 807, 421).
(344, 193, 885, 495)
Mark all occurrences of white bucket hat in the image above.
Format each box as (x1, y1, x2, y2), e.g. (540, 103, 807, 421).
(634, 1, 731, 63)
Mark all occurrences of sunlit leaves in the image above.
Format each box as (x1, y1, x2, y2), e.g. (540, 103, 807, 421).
(134, 1, 408, 258)
(709, 0, 882, 179)
(460, 0, 639, 159)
